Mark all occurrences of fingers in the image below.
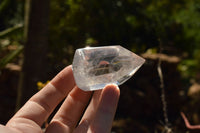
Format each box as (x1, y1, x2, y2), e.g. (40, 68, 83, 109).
(76, 89, 103, 128)
(90, 84, 120, 133)
(45, 87, 92, 133)
(73, 89, 102, 133)
(75, 84, 120, 133)
(0, 125, 21, 133)
(45, 85, 119, 133)
(7, 65, 75, 127)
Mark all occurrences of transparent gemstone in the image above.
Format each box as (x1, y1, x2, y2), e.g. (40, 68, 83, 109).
(72, 45, 145, 91)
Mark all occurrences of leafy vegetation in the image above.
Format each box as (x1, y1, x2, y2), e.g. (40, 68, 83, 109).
(1, 0, 200, 79)
(0, 0, 23, 70)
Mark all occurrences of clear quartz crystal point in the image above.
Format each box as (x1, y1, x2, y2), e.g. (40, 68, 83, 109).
(72, 45, 145, 91)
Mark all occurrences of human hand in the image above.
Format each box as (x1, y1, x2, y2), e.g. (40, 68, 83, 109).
(0, 65, 120, 133)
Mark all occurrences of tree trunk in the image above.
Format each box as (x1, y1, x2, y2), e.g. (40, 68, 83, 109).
(16, 0, 49, 110)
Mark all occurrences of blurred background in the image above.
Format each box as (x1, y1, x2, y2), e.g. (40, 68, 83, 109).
(1, 0, 200, 132)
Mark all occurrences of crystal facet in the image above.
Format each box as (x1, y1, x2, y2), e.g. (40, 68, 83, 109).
(72, 45, 145, 91)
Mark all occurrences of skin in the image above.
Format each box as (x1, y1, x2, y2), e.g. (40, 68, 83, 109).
(0, 65, 120, 133)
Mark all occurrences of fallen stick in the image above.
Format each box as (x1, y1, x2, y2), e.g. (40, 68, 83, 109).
(181, 112, 200, 130)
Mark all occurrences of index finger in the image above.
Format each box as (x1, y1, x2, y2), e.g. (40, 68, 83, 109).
(7, 65, 75, 126)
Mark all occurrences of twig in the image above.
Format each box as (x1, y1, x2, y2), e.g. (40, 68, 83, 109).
(157, 58, 169, 125)
(157, 39, 172, 133)
(181, 112, 200, 130)
(157, 39, 169, 125)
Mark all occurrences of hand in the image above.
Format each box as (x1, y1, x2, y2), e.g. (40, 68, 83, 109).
(0, 65, 120, 133)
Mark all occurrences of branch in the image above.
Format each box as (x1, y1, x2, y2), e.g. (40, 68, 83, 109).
(181, 112, 200, 130)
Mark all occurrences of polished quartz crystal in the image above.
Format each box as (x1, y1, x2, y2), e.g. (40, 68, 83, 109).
(72, 45, 145, 91)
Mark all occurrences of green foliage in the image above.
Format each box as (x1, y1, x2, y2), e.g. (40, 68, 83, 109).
(0, 24, 23, 38)
(178, 59, 198, 79)
(0, 0, 11, 15)
(0, 45, 23, 69)
(1, 0, 200, 81)
(172, 0, 200, 80)
(173, 0, 200, 53)
(49, 0, 200, 81)
(0, 0, 24, 30)
(0, 24, 23, 70)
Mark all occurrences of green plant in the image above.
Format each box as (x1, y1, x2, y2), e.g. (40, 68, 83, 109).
(0, 24, 23, 69)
